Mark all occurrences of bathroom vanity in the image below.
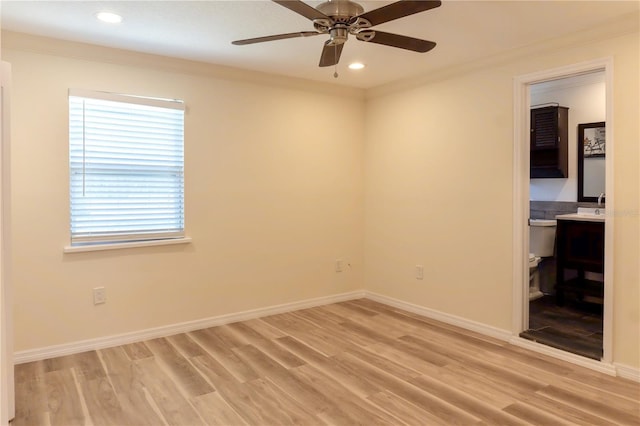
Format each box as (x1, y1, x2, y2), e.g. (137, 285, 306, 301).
(554, 212, 604, 306)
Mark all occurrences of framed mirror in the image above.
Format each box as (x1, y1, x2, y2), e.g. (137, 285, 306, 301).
(577, 121, 606, 202)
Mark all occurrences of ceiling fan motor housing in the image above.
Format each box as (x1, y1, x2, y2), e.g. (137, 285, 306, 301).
(314, 0, 372, 45)
(316, 0, 364, 22)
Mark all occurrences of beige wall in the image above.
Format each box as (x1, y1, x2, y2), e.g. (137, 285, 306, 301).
(3, 19, 639, 371)
(364, 29, 639, 368)
(3, 38, 365, 351)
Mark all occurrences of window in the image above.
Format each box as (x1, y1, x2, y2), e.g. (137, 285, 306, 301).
(69, 89, 185, 246)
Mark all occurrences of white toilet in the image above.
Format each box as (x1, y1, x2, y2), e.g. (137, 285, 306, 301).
(529, 219, 557, 300)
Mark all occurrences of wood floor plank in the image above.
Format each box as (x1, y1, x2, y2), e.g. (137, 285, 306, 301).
(232, 344, 290, 379)
(135, 357, 204, 425)
(362, 341, 443, 376)
(246, 378, 322, 424)
(400, 334, 548, 393)
(214, 376, 322, 425)
(225, 322, 307, 368)
(261, 311, 320, 334)
(537, 384, 640, 425)
(434, 364, 518, 409)
(343, 310, 415, 339)
(292, 363, 404, 425)
(189, 329, 260, 382)
(320, 301, 379, 322)
(206, 324, 252, 348)
(144, 337, 214, 398)
(332, 351, 482, 425)
(190, 391, 249, 426)
(274, 335, 330, 365)
(286, 326, 358, 357)
(367, 390, 458, 426)
(76, 377, 128, 426)
(292, 306, 347, 327)
(409, 375, 530, 426)
(12, 366, 50, 426)
(333, 319, 399, 347)
(563, 365, 640, 400)
(503, 401, 576, 426)
(190, 354, 238, 385)
(343, 344, 423, 382)
(122, 342, 154, 361)
(44, 369, 85, 426)
(519, 391, 617, 425)
(13, 299, 639, 426)
(166, 333, 208, 358)
(550, 374, 640, 414)
(98, 346, 167, 425)
(243, 317, 289, 339)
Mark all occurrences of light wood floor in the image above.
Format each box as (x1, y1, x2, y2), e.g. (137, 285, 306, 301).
(11, 299, 640, 425)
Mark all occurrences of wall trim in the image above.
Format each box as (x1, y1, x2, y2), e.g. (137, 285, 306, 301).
(509, 336, 617, 376)
(367, 11, 638, 99)
(14, 289, 639, 383)
(364, 291, 637, 380)
(1, 31, 366, 101)
(364, 291, 513, 342)
(13, 290, 365, 364)
(614, 363, 640, 382)
(511, 57, 615, 365)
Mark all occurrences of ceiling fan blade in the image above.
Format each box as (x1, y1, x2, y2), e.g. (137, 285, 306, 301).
(319, 41, 344, 67)
(232, 31, 321, 45)
(355, 0, 441, 26)
(357, 31, 436, 52)
(272, 0, 331, 22)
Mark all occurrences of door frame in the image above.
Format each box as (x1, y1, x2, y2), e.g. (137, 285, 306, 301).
(1, 60, 15, 423)
(511, 58, 615, 371)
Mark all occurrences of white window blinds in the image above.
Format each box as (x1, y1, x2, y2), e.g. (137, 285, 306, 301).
(69, 89, 185, 245)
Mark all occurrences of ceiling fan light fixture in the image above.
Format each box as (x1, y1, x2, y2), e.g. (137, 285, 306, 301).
(95, 11, 123, 24)
(348, 62, 365, 70)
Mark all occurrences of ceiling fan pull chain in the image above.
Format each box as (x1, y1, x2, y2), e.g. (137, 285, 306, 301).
(333, 44, 339, 78)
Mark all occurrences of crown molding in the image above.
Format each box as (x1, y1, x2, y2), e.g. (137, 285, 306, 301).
(1, 30, 366, 101)
(367, 10, 639, 100)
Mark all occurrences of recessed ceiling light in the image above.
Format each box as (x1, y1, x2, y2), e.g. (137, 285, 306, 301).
(348, 62, 366, 70)
(95, 11, 123, 24)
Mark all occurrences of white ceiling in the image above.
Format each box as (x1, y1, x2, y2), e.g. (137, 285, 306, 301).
(1, 1, 638, 89)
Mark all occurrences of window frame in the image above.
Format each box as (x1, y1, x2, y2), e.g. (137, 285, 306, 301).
(67, 89, 187, 250)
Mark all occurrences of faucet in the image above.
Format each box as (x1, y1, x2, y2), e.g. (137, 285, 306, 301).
(598, 192, 605, 207)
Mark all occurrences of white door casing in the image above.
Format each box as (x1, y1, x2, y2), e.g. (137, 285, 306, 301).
(511, 58, 615, 370)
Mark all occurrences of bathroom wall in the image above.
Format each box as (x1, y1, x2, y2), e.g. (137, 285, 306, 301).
(529, 72, 606, 201)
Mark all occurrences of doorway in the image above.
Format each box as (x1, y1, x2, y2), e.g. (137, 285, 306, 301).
(511, 59, 614, 368)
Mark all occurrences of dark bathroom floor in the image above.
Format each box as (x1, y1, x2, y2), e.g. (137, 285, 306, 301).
(521, 295, 603, 360)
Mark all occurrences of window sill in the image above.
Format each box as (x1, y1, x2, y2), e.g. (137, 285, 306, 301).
(63, 237, 192, 253)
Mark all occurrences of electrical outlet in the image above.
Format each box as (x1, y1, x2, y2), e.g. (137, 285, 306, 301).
(416, 265, 424, 280)
(336, 259, 344, 272)
(93, 287, 106, 305)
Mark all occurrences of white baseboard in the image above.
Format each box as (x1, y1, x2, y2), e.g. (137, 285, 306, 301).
(13, 290, 366, 364)
(364, 291, 639, 382)
(615, 362, 640, 382)
(509, 336, 617, 376)
(14, 289, 640, 384)
(364, 291, 513, 342)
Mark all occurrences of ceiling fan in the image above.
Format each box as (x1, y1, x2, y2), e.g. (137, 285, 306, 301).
(232, 0, 441, 67)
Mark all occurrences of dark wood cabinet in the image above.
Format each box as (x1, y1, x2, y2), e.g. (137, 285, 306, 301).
(530, 106, 569, 178)
(555, 218, 604, 305)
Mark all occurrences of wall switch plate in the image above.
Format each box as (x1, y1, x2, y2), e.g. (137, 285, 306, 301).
(416, 265, 424, 280)
(93, 287, 106, 305)
(336, 259, 344, 272)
